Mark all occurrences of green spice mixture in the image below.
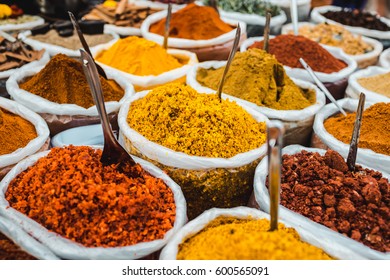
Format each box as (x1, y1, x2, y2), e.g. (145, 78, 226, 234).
(196, 48, 316, 110)
(127, 83, 266, 158)
(177, 217, 334, 260)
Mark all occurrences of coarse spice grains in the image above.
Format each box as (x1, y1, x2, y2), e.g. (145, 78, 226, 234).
(5, 145, 176, 248)
(127, 83, 267, 158)
(177, 217, 333, 260)
(324, 103, 390, 156)
(0, 232, 36, 260)
(0, 108, 37, 156)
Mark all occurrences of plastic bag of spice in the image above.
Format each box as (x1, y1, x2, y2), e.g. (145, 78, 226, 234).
(281, 22, 383, 69)
(186, 61, 325, 146)
(5, 61, 135, 136)
(18, 30, 119, 58)
(0, 216, 59, 260)
(0, 150, 187, 260)
(92, 43, 198, 91)
(346, 66, 390, 102)
(0, 97, 50, 180)
(312, 98, 390, 173)
(118, 89, 269, 220)
(311, 6, 390, 40)
(253, 145, 390, 259)
(160, 207, 366, 259)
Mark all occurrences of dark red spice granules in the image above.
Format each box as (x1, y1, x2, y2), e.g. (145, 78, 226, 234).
(267, 150, 390, 252)
(5, 145, 176, 248)
(250, 35, 347, 74)
(0, 232, 36, 260)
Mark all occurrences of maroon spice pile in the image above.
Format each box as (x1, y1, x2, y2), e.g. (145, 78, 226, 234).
(269, 150, 390, 252)
(0, 232, 35, 260)
(249, 34, 347, 74)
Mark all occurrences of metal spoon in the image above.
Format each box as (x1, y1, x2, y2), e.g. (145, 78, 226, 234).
(346, 92, 365, 172)
(80, 49, 136, 170)
(216, 24, 241, 101)
(263, 12, 271, 53)
(267, 121, 285, 231)
(299, 58, 347, 116)
(163, 3, 172, 49)
(68, 11, 108, 79)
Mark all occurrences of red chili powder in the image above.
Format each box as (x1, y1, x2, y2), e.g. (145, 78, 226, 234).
(249, 35, 347, 73)
(268, 150, 390, 252)
(5, 145, 176, 248)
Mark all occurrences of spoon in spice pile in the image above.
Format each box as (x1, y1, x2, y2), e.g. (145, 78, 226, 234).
(299, 58, 347, 117)
(267, 121, 285, 232)
(80, 49, 136, 170)
(291, 0, 299, 36)
(263, 12, 271, 53)
(346, 92, 365, 172)
(163, 3, 172, 49)
(216, 24, 241, 101)
(68, 11, 108, 80)
(209, 0, 219, 15)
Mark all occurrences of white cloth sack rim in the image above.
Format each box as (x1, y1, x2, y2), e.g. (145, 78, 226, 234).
(311, 5, 390, 40)
(0, 97, 49, 168)
(186, 60, 325, 122)
(0, 15, 44, 31)
(240, 35, 357, 83)
(313, 98, 390, 173)
(92, 45, 198, 88)
(118, 90, 269, 170)
(0, 151, 187, 260)
(141, 7, 247, 48)
(6, 62, 135, 116)
(18, 30, 119, 57)
(281, 22, 383, 64)
(379, 48, 390, 68)
(346, 66, 390, 102)
(253, 144, 390, 259)
(0, 216, 59, 259)
(159, 206, 366, 260)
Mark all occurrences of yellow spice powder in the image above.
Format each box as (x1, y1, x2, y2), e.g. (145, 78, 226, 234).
(177, 217, 334, 260)
(127, 83, 267, 158)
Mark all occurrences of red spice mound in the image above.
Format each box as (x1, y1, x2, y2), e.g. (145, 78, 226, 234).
(5, 146, 176, 248)
(269, 150, 390, 252)
(0, 232, 35, 260)
(250, 35, 347, 73)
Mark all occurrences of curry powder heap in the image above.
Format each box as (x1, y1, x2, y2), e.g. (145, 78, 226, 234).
(127, 83, 267, 158)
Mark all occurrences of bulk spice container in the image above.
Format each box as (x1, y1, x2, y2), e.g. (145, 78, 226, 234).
(281, 22, 383, 69)
(0, 4, 44, 32)
(379, 48, 390, 68)
(253, 145, 390, 259)
(6, 54, 134, 136)
(118, 83, 269, 220)
(241, 34, 357, 100)
(312, 99, 390, 173)
(0, 145, 187, 259)
(200, 0, 287, 37)
(160, 207, 364, 260)
(187, 48, 325, 146)
(141, 3, 247, 61)
(346, 67, 390, 102)
(0, 97, 49, 181)
(93, 36, 197, 91)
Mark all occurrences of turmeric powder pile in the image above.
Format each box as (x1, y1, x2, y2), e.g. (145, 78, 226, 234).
(128, 83, 266, 158)
(324, 102, 390, 156)
(177, 217, 333, 260)
(196, 49, 316, 110)
(0, 108, 37, 156)
(95, 36, 183, 76)
(19, 54, 124, 109)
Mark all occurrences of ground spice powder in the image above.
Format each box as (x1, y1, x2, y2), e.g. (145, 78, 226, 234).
(0, 108, 37, 156)
(95, 36, 183, 76)
(19, 54, 124, 109)
(177, 217, 333, 260)
(324, 103, 390, 156)
(357, 73, 390, 98)
(5, 145, 176, 248)
(250, 35, 347, 73)
(196, 48, 316, 110)
(149, 3, 234, 40)
(274, 150, 390, 252)
(127, 83, 266, 158)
